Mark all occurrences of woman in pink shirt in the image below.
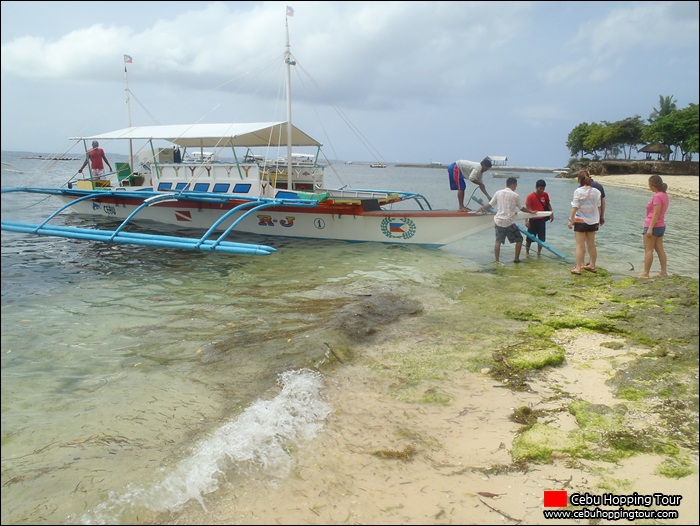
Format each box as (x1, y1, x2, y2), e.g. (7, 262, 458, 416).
(637, 175, 670, 278)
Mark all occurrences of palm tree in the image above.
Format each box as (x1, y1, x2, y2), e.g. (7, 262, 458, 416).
(649, 95, 677, 123)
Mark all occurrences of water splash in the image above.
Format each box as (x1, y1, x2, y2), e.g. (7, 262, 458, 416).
(81, 369, 330, 524)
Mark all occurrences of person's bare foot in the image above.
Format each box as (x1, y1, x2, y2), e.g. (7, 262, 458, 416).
(655, 272, 668, 277)
(636, 274, 650, 279)
(459, 207, 472, 212)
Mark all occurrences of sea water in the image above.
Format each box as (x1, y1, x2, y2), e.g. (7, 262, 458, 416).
(1, 152, 698, 524)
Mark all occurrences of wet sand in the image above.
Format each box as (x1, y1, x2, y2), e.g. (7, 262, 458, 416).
(169, 333, 698, 525)
(167, 289, 699, 525)
(162, 173, 699, 525)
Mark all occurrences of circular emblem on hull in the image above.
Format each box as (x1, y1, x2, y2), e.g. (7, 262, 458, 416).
(380, 217, 417, 239)
(314, 218, 326, 229)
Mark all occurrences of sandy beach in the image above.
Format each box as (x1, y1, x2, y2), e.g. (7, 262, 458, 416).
(169, 333, 699, 526)
(165, 269, 699, 525)
(162, 171, 699, 526)
(172, 337, 698, 525)
(594, 174, 698, 201)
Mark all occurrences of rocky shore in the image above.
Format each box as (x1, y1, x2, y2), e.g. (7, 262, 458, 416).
(561, 159, 699, 177)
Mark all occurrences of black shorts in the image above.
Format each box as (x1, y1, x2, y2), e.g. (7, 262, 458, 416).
(527, 218, 547, 241)
(573, 222, 599, 232)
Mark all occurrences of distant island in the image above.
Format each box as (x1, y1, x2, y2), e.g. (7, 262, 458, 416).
(395, 163, 564, 173)
(22, 155, 80, 161)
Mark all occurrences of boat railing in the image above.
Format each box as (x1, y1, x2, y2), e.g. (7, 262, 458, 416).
(327, 187, 433, 210)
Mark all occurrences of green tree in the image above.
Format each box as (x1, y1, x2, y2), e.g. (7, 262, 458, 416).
(649, 95, 678, 123)
(644, 104, 699, 160)
(584, 122, 616, 159)
(566, 122, 591, 159)
(608, 117, 645, 159)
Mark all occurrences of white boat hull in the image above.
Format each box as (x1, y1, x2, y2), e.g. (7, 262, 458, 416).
(55, 194, 504, 246)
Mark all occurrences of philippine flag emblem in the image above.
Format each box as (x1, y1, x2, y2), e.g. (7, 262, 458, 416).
(389, 221, 406, 233)
(380, 217, 416, 240)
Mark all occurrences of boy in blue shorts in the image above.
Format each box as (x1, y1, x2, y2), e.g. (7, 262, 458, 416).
(447, 158, 492, 211)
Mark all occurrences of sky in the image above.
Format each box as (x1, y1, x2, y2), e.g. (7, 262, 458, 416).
(1, 1, 698, 168)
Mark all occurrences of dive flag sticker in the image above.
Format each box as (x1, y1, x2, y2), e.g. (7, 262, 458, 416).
(543, 490, 568, 507)
(175, 210, 192, 222)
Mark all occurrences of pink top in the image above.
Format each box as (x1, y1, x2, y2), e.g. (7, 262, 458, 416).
(645, 191, 669, 228)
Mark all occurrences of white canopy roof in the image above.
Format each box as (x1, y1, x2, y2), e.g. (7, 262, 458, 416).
(70, 122, 322, 148)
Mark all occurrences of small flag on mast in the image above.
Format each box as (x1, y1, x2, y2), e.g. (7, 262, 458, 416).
(123, 54, 133, 64)
(286, 5, 294, 17)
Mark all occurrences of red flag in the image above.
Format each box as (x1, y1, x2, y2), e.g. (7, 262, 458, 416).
(123, 54, 133, 64)
(543, 490, 568, 507)
(286, 5, 294, 17)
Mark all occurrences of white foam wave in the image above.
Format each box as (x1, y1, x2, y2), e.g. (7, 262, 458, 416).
(81, 369, 330, 524)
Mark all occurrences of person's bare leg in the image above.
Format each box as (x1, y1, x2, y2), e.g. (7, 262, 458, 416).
(494, 242, 501, 262)
(458, 189, 468, 211)
(637, 235, 655, 278)
(655, 237, 668, 276)
(514, 242, 522, 262)
(572, 231, 585, 273)
(585, 232, 597, 269)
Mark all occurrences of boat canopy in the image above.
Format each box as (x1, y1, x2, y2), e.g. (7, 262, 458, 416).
(70, 122, 322, 148)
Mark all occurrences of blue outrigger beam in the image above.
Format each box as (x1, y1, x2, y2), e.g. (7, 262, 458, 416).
(471, 197, 569, 260)
(515, 225, 570, 260)
(0, 187, 298, 255)
(1, 221, 276, 256)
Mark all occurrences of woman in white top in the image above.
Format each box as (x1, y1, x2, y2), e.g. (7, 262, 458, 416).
(567, 170, 602, 275)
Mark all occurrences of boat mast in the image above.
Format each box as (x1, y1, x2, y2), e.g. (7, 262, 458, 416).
(124, 56, 134, 171)
(284, 14, 295, 186)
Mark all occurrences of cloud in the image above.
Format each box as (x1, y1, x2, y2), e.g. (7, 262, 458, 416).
(1, 1, 697, 166)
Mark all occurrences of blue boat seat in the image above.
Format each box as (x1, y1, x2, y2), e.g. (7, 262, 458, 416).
(212, 183, 230, 193)
(232, 183, 252, 194)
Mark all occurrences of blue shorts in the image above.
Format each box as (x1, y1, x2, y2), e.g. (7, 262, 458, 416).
(495, 224, 523, 244)
(448, 162, 466, 190)
(643, 226, 665, 237)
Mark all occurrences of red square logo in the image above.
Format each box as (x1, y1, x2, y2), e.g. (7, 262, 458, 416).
(543, 490, 568, 507)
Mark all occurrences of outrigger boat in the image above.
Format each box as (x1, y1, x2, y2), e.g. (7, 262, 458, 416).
(1, 19, 549, 256)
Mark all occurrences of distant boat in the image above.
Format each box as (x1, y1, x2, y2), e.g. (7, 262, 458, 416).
(370, 163, 387, 168)
(429, 161, 442, 166)
(491, 171, 519, 179)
